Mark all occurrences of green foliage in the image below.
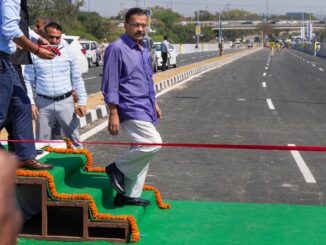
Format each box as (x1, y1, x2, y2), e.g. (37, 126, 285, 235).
(78, 12, 119, 40)
(28, 0, 121, 41)
(317, 28, 326, 42)
(196, 10, 217, 21)
(221, 9, 261, 21)
(151, 6, 181, 28)
(27, 1, 269, 43)
(29, 0, 82, 30)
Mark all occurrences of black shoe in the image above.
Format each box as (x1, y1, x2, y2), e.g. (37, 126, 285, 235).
(105, 163, 125, 194)
(36, 149, 44, 155)
(114, 193, 150, 207)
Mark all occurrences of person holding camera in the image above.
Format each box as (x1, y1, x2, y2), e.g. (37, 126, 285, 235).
(24, 22, 87, 149)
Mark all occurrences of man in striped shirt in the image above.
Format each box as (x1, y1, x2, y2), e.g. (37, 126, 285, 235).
(24, 22, 87, 149)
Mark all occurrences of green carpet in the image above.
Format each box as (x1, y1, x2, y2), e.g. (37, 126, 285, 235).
(19, 201, 326, 244)
(17, 152, 326, 244)
(33, 152, 157, 221)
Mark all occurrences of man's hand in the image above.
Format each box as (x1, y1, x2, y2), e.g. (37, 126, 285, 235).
(75, 105, 87, 117)
(37, 37, 50, 46)
(108, 104, 120, 136)
(31, 104, 39, 120)
(72, 90, 78, 103)
(156, 102, 163, 119)
(13, 35, 55, 60)
(37, 47, 56, 59)
(0, 151, 22, 245)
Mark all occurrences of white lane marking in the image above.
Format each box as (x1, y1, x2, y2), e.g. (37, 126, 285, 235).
(319, 68, 324, 71)
(288, 144, 316, 183)
(266, 98, 275, 110)
(306, 61, 310, 64)
(265, 67, 268, 70)
(262, 82, 267, 88)
(302, 59, 305, 61)
(263, 72, 266, 77)
(84, 76, 97, 80)
(312, 64, 316, 67)
(80, 121, 108, 141)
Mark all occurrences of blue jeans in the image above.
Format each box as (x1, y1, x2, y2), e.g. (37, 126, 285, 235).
(0, 56, 36, 160)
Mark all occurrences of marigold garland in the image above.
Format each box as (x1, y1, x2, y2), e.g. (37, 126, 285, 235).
(16, 169, 140, 242)
(62, 137, 73, 149)
(46, 146, 171, 209)
(143, 184, 171, 209)
(17, 146, 170, 242)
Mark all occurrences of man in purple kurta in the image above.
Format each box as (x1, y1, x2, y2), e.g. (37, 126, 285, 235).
(102, 8, 162, 207)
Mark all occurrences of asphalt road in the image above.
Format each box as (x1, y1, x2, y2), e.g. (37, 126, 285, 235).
(82, 48, 243, 95)
(81, 48, 326, 206)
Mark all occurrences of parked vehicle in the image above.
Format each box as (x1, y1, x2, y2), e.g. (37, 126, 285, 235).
(143, 36, 158, 72)
(153, 42, 178, 69)
(62, 34, 88, 74)
(241, 21, 254, 25)
(246, 39, 254, 48)
(79, 40, 101, 67)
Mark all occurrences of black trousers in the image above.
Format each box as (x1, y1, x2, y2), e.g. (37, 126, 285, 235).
(161, 52, 168, 71)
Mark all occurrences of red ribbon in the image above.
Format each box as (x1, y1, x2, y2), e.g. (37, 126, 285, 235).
(2, 139, 326, 152)
(39, 45, 61, 56)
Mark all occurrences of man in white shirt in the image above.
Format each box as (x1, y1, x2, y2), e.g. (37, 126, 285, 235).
(160, 35, 170, 71)
(24, 22, 87, 149)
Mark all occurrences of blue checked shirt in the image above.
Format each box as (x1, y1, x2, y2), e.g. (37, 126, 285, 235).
(24, 40, 87, 106)
(0, 0, 24, 54)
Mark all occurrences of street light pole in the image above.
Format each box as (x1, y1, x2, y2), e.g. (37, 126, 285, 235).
(218, 12, 222, 42)
(196, 9, 200, 48)
(266, 0, 269, 23)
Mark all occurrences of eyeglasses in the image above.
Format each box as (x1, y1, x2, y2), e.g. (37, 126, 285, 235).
(128, 22, 148, 29)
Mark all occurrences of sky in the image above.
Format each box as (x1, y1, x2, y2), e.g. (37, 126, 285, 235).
(76, 0, 326, 19)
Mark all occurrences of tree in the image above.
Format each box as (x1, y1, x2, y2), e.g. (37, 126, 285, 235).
(317, 27, 326, 42)
(29, 0, 83, 31)
(78, 12, 117, 40)
(195, 10, 216, 21)
(151, 6, 181, 28)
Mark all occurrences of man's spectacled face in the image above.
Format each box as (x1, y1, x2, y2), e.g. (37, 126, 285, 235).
(46, 27, 62, 45)
(125, 14, 148, 43)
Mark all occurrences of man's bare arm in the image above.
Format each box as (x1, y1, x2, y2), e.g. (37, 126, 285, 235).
(13, 35, 55, 59)
(108, 104, 120, 136)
